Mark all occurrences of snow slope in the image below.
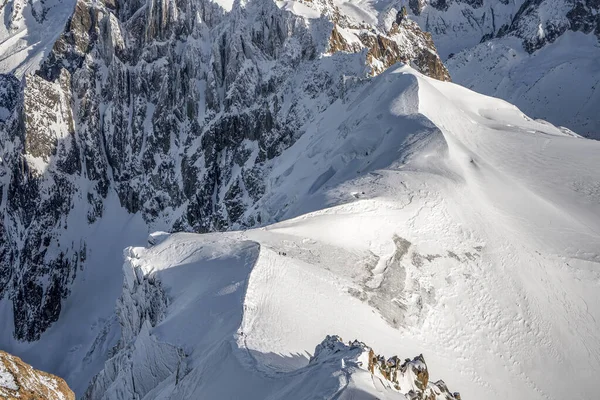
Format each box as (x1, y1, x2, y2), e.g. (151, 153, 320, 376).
(0, 0, 76, 76)
(85, 66, 600, 399)
(448, 32, 600, 139)
(329, 0, 600, 139)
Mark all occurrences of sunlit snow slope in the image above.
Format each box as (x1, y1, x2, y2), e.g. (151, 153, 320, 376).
(87, 66, 600, 400)
(0, 0, 76, 76)
(447, 32, 600, 140)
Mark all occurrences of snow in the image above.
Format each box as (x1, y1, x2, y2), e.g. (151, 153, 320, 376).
(276, 1, 322, 19)
(0, 0, 77, 76)
(83, 66, 600, 399)
(0, 363, 18, 391)
(212, 0, 235, 12)
(0, 0, 597, 396)
(448, 31, 600, 139)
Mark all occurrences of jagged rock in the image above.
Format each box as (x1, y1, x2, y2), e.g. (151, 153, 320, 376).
(0, 350, 75, 400)
(311, 335, 460, 400)
(326, 4, 450, 80)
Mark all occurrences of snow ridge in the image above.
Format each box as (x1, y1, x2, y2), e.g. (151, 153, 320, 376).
(85, 232, 460, 400)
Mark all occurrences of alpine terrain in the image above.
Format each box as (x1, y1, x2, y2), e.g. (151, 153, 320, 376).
(0, 0, 598, 399)
(374, 0, 600, 138)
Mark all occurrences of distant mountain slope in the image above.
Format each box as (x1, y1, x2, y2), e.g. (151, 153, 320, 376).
(447, 31, 600, 140)
(0, 0, 76, 76)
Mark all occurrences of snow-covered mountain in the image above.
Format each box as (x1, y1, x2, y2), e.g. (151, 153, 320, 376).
(332, 0, 599, 138)
(408, 0, 599, 138)
(3, 61, 600, 399)
(80, 66, 600, 399)
(0, 0, 599, 398)
(0, 0, 448, 344)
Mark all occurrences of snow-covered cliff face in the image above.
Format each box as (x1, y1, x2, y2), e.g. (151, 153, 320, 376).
(0, 0, 448, 343)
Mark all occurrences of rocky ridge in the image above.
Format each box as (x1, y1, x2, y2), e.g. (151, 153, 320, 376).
(312, 335, 461, 400)
(0, 349, 75, 400)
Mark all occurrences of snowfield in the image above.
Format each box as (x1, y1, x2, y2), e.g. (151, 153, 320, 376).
(81, 66, 600, 399)
(0, 0, 76, 76)
(1, 0, 598, 396)
(447, 32, 600, 140)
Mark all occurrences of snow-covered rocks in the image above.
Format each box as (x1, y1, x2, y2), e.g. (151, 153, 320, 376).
(311, 335, 460, 400)
(0, 350, 75, 400)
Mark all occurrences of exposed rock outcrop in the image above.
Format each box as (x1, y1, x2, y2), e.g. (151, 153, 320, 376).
(0, 350, 75, 400)
(326, 4, 450, 79)
(311, 335, 461, 399)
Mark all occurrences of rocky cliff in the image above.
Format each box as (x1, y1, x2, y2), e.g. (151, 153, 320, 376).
(0, 349, 75, 400)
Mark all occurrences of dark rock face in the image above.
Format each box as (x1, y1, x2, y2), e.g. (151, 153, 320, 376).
(0, 0, 450, 341)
